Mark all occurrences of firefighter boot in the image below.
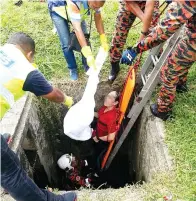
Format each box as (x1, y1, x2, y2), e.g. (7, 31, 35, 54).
(108, 61, 120, 82)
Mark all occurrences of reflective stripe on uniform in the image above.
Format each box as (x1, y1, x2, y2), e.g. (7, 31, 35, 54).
(3, 79, 25, 101)
(0, 84, 15, 108)
(0, 95, 11, 119)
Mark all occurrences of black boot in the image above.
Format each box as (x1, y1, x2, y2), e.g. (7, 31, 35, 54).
(108, 61, 120, 82)
(176, 83, 188, 93)
(14, 0, 23, 6)
(150, 104, 172, 121)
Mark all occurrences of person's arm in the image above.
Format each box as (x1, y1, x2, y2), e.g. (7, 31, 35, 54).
(136, 1, 196, 52)
(94, 11, 104, 35)
(94, 112, 98, 118)
(42, 88, 64, 103)
(94, 10, 109, 52)
(72, 21, 88, 48)
(107, 132, 116, 142)
(67, 2, 96, 68)
(23, 70, 73, 107)
(43, 89, 72, 107)
(125, 1, 144, 21)
(67, 2, 88, 48)
(125, 1, 155, 41)
(138, 0, 155, 42)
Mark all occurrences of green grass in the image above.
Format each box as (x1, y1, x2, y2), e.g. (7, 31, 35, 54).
(164, 64, 196, 200)
(1, 1, 196, 200)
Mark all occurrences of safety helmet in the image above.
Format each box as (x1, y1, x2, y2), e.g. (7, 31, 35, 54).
(57, 154, 74, 170)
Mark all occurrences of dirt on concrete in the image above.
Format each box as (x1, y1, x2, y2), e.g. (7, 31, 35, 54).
(52, 73, 126, 111)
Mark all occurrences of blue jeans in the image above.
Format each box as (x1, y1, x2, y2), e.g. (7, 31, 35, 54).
(1, 135, 76, 201)
(50, 11, 88, 71)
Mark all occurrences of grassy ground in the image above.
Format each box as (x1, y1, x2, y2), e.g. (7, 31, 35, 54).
(1, 1, 195, 200)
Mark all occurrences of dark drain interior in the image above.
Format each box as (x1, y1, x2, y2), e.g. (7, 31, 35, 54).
(24, 150, 49, 189)
(24, 135, 136, 190)
(23, 109, 138, 190)
(22, 82, 140, 190)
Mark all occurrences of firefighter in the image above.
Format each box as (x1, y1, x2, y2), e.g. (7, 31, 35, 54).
(109, 0, 160, 82)
(121, 1, 196, 120)
(57, 154, 97, 188)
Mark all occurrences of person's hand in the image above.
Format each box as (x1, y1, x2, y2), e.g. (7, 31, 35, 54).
(64, 96, 74, 108)
(100, 34, 109, 52)
(120, 47, 137, 65)
(81, 46, 96, 69)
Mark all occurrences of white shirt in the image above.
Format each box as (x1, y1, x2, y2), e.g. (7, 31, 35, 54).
(63, 47, 108, 141)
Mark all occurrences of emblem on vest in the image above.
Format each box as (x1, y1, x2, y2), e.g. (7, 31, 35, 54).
(0, 50, 15, 68)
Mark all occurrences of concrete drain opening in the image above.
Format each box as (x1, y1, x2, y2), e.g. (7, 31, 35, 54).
(20, 79, 142, 190)
(25, 102, 137, 190)
(2, 78, 172, 196)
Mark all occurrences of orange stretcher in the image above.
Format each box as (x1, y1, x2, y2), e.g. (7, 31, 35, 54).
(101, 66, 136, 170)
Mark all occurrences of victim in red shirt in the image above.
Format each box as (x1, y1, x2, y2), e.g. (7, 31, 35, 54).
(96, 106, 118, 138)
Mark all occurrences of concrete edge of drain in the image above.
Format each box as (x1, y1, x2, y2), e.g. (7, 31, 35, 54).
(0, 97, 174, 201)
(135, 102, 174, 183)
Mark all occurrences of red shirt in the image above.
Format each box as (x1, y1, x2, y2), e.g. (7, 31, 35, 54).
(96, 106, 118, 138)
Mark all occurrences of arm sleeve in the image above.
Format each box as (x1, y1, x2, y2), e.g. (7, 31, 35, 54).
(136, 1, 196, 52)
(23, 70, 53, 96)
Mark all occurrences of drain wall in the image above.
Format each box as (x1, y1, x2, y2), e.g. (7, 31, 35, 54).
(132, 103, 173, 182)
(0, 80, 173, 192)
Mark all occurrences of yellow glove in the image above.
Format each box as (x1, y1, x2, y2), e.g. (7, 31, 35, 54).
(81, 46, 96, 69)
(64, 95, 74, 108)
(32, 63, 38, 68)
(100, 34, 109, 52)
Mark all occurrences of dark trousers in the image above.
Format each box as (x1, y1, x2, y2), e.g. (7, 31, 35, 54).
(94, 140, 109, 170)
(50, 11, 88, 71)
(1, 135, 75, 201)
(60, 135, 95, 159)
